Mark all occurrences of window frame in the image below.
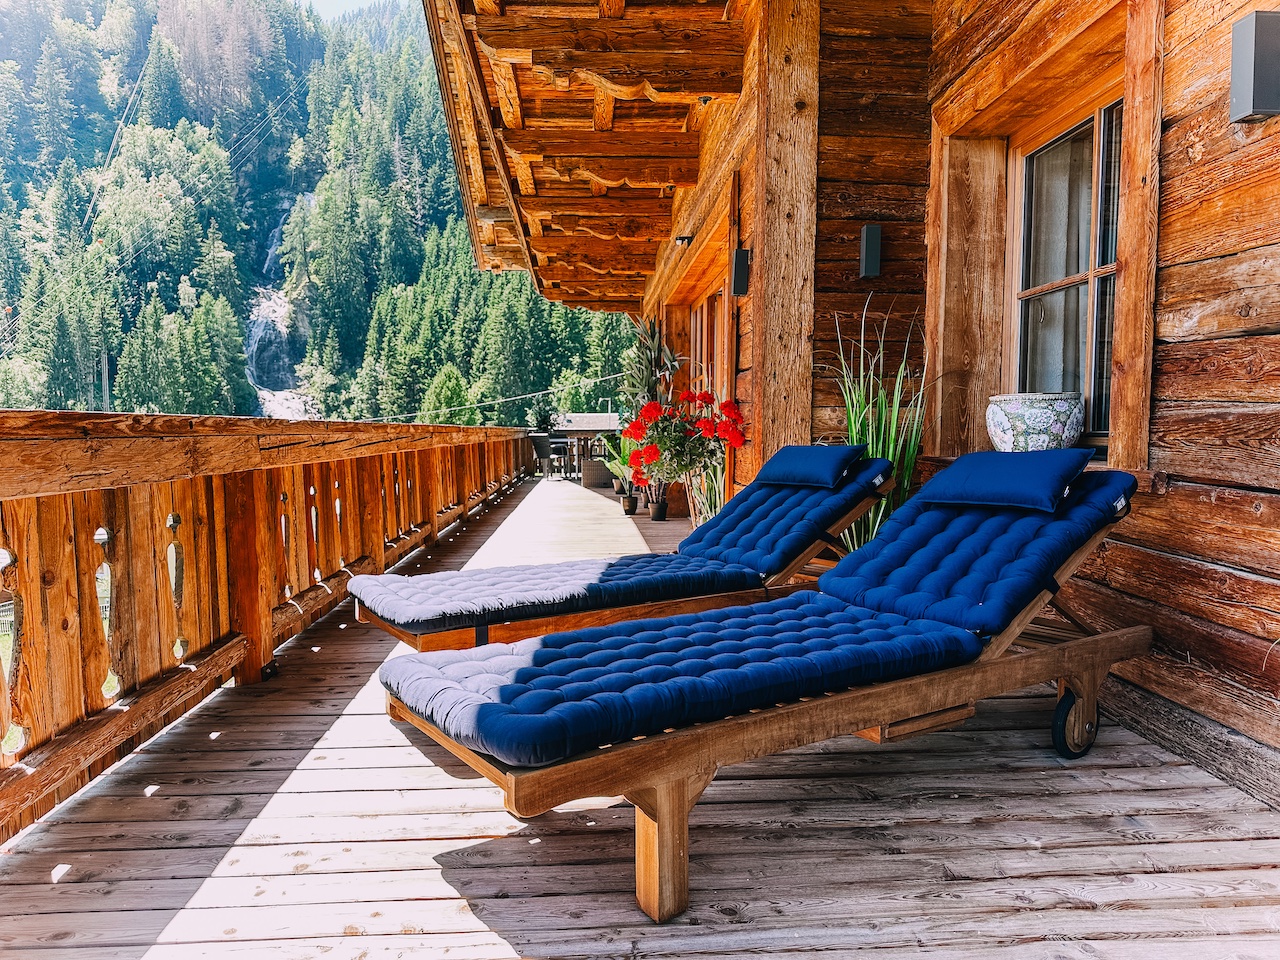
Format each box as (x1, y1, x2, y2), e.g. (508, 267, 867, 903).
(1002, 75, 1125, 445)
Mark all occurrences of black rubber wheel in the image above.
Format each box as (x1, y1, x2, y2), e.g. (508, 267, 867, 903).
(1051, 688, 1097, 760)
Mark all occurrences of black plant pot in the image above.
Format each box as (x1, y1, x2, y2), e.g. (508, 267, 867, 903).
(648, 499, 668, 521)
(620, 495, 638, 515)
(612, 478, 625, 495)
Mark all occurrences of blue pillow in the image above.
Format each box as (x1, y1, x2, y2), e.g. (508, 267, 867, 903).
(754, 444, 868, 489)
(916, 449, 1095, 513)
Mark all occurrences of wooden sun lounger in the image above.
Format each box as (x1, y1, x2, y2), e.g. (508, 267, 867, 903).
(385, 517, 1152, 922)
(359, 477, 895, 651)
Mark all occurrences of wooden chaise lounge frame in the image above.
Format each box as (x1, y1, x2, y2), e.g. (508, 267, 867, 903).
(387, 518, 1153, 922)
(361, 477, 895, 651)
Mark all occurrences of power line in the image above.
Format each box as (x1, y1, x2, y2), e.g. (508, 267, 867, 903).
(364, 372, 626, 423)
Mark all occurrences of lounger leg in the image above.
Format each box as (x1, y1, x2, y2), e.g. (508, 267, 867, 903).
(625, 771, 713, 922)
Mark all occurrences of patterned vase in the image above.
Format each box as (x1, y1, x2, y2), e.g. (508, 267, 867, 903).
(986, 392, 1086, 452)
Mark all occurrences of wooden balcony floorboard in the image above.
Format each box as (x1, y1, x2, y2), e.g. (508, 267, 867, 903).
(1, 479, 1278, 958)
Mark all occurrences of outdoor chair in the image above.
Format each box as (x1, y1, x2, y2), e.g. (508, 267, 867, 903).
(351, 445, 893, 649)
(380, 449, 1153, 921)
(529, 433, 554, 478)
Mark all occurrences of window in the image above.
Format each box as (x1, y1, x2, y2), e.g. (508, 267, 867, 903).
(1013, 100, 1123, 438)
(688, 288, 725, 397)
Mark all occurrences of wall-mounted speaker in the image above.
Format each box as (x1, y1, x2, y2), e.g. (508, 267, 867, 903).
(860, 224, 882, 279)
(730, 247, 752, 297)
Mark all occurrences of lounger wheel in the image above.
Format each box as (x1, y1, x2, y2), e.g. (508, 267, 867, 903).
(1051, 688, 1098, 759)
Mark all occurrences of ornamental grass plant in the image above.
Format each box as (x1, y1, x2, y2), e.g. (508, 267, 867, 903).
(830, 298, 930, 548)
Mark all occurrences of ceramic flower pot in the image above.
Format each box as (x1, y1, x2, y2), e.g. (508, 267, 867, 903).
(986, 392, 1085, 452)
(648, 499, 668, 521)
(620, 495, 638, 515)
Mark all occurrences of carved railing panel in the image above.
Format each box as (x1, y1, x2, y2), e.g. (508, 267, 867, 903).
(0, 414, 533, 837)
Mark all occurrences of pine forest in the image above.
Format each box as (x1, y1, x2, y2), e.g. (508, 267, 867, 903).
(0, 0, 635, 426)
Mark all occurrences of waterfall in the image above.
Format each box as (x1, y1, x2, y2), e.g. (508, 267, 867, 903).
(261, 207, 290, 281)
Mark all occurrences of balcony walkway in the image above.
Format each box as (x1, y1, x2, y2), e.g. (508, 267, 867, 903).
(2, 478, 1279, 959)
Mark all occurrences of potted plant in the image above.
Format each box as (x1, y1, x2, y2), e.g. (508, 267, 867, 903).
(622, 393, 745, 524)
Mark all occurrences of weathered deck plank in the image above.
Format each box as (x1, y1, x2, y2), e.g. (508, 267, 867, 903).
(1, 480, 1278, 958)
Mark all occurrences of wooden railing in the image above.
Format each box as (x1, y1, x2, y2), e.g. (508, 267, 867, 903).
(0, 412, 533, 838)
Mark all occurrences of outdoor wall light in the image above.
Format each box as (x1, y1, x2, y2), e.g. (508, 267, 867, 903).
(730, 248, 752, 297)
(860, 224, 883, 279)
(674, 235, 694, 247)
(1231, 11, 1280, 122)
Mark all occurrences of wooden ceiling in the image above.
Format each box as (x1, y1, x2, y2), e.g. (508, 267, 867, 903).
(422, 0, 744, 315)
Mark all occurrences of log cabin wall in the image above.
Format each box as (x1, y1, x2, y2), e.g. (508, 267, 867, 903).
(812, 0, 932, 444)
(928, 0, 1280, 747)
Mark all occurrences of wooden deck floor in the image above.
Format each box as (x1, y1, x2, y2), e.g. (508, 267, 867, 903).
(2, 480, 1279, 959)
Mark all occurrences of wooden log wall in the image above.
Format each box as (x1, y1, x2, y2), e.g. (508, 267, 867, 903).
(929, 0, 1280, 746)
(812, 0, 932, 443)
(0, 413, 532, 839)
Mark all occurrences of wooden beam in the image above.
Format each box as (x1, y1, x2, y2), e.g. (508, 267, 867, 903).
(545, 277, 649, 297)
(499, 130, 700, 158)
(752, 0, 820, 458)
(440, 0, 538, 279)
(474, 204, 514, 223)
(546, 295, 644, 313)
(421, 0, 487, 269)
(548, 213, 670, 241)
(534, 262, 650, 281)
(1109, 0, 1163, 471)
(450, 63, 491, 207)
(489, 59, 524, 130)
(531, 51, 742, 102)
(598, 0, 624, 18)
(544, 155, 698, 189)
(529, 236, 659, 260)
(472, 16, 745, 60)
(933, 137, 1007, 457)
(594, 87, 616, 131)
(518, 195, 672, 218)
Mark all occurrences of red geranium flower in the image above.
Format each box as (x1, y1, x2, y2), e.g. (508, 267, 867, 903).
(622, 418, 647, 441)
(678, 390, 696, 403)
(631, 468, 649, 487)
(697, 391, 713, 404)
(720, 400, 742, 423)
(716, 419, 734, 440)
(696, 418, 714, 438)
(642, 444, 660, 465)
(727, 427, 746, 449)
(639, 401, 664, 423)
(628, 449, 645, 468)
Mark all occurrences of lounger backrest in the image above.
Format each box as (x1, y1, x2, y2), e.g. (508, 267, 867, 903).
(677, 455, 892, 579)
(818, 467, 1137, 637)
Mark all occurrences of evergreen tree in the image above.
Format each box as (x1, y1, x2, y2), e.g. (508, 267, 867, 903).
(420, 362, 476, 425)
(139, 35, 187, 129)
(30, 40, 73, 177)
(115, 295, 174, 413)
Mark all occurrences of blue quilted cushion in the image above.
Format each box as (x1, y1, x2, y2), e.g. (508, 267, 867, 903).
(380, 591, 984, 767)
(917, 449, 1095, 513)
(817, 470, 1136, 637)
(754, 444, 868, 488)
(678, 457, 892, 578)
(350, 553, 764, 634)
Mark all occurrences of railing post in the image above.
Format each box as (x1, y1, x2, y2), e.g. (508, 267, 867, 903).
(224, 470, 277, 684)
(356, 457, 387, 573)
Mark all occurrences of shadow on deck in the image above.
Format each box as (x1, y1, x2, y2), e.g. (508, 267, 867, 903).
(1, 479, 1278, 959)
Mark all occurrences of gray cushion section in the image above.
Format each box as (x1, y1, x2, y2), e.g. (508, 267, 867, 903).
(350, 559, 614, 630)
(380, 638, 545, 756)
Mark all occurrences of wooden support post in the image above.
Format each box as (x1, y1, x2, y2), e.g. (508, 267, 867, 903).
(752, 0, 820, 458)
(1109, 0, 1163, 471)
(357, 457, 387, 574)
(625, 771, 713, 922)
(224, 471, 277, 684)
